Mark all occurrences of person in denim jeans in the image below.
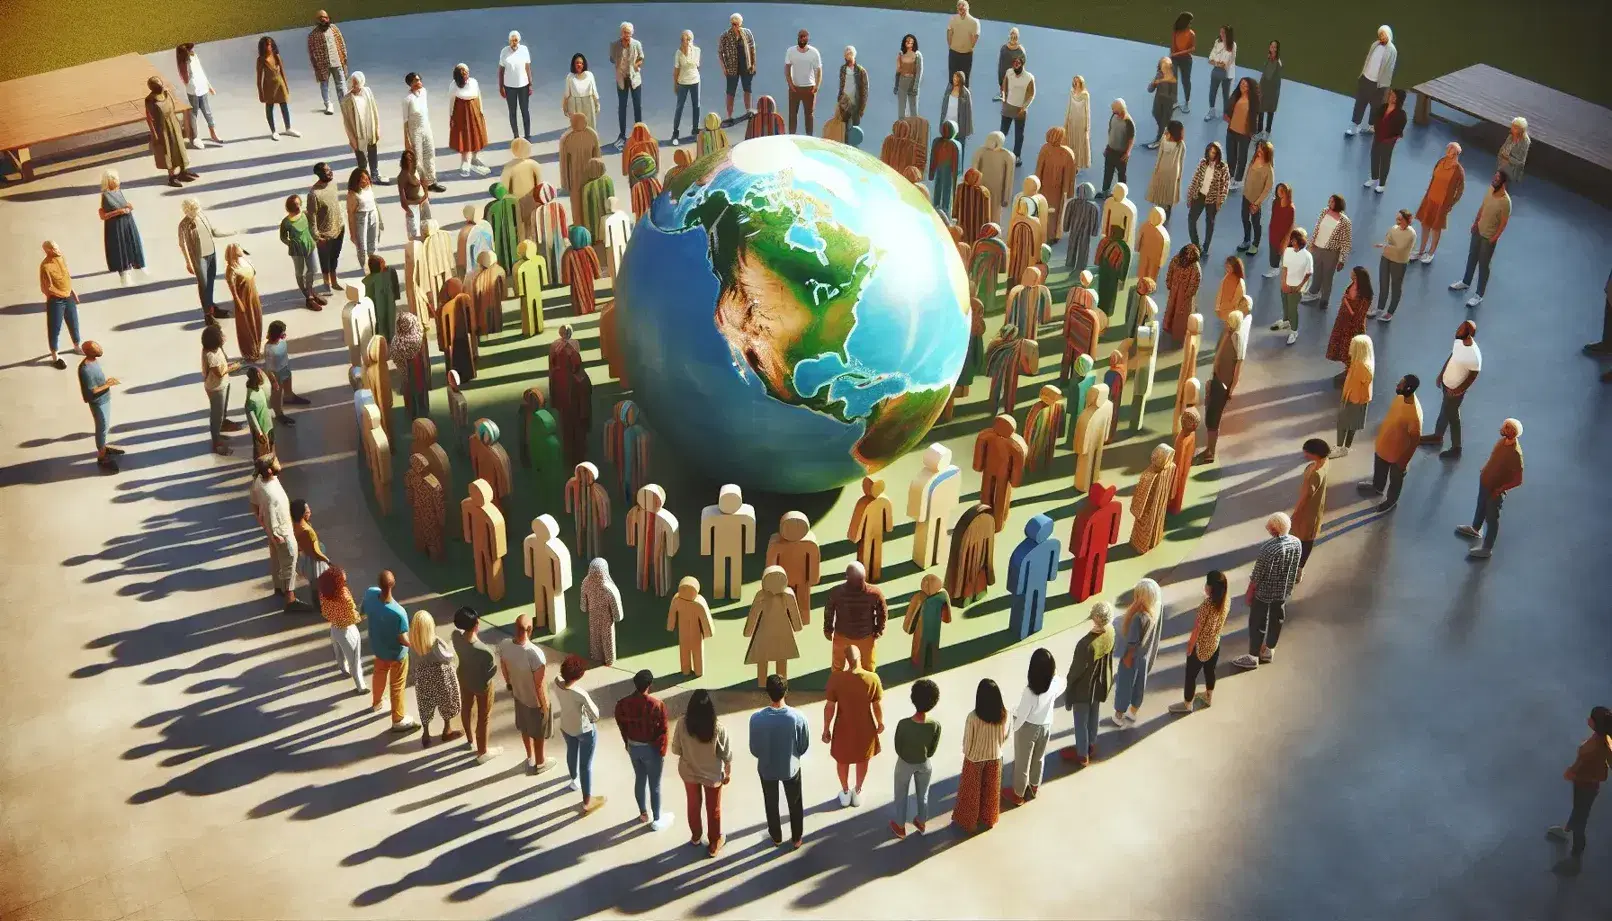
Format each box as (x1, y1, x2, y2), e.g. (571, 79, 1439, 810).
(671, 32, 702, 141)
(889, 678, 941, 838)
(200, 324, 242, 455)
(554, 654, 607, 815)
(1061, 603, 1114, 766)
(38, 241, 83, 370)
(1456, 419, 1523, 559)
(1232, 513, 1303, 670)
(616, 669, 674, 831)
(77, 342, 122, 473)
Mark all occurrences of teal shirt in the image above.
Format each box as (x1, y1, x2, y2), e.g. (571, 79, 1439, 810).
(363, 587, 410, 661)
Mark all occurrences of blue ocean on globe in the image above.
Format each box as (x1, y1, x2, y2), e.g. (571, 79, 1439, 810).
(614, 135, 971, 494)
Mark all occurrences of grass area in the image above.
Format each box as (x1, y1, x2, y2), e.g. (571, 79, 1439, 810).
(4, 0, 1606, 106)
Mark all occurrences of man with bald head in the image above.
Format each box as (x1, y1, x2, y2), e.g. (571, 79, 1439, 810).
(363, 570, 418, 730)
(1421, 320, 1481, 459)
(1457, 418, 1523, 559)
(498, 30, 533, 139)
(499, 614, 555, 771)
(823, 561, 887, 670)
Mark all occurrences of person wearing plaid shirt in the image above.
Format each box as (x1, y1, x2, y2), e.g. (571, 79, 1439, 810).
(719, 13, 758, 120)
(307, 10, 349, 115)
(1232, 512, 1302, 670)
(616, 669, 675, 831)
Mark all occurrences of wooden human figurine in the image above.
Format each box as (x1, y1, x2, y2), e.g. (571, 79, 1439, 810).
(901, 114, 932, 151)
(523, 513, 573, 634)
(1069, 481, 1122, 602)
(601, 198, 633, 278)
(418, 218, 457, 317)
(457, 203, 494, 279)
(1169, 408, 1199, 515)
(902, 573, 951, 673)
(625, 484, 680, 597)
(564, 461, 611, 560)
(439, 278, 478, 383)
(578, 158, 614, 242)
(1072, 383, 1113, 491)
(953, 295, 987, 406)
(360, 403, 392, 514)
(445, 369, 470, 451)
(627, 153, 662, 220)
(470, 249, 506, 335)
(469, 418, 514, 508)
(970, 130, 1016, 224)
(1007, 513, 1062, 641)
(949, 223, 970, 264)
(984, 324, 1039, 417)
(1124, 275, 1160, 342)
(1034, 127, 1078, 241)
(880, 119, 923, 175)
(622, 122, 661, 174)
(973, 414, 1028, 532)
(559, 112, 602, 219)
(1061, 270, 1106, 380)
(766, 511, 821, 624)
(928, 120, 963, 215)
(390, 311, 430, 423)
(580, 558, 624, 664)
(1062, 354, 1099, 449)
(1163, 244, 1203, 341)
(341, 283, 376, 371)
(967, 223, 1008, 317)
(663, 147, 694, 186)
(743, 565, 803, 687)
(513, 240, 549, 337)
(561, 225, 603, 316)
(547, 325, 592, 465)
(404, 238, 431, 317)
(1128, 300, 1161, 434)
(1011, 176, 1051, 241)
(745, 95, 785, 138)
(1101, 180, 1138, 249)
(1102, 350, 1127, 442)
(485, 182, 520, 284)
(363, 257, 403, 339)
(500, 138, 544, 243)
(409, 417, 453, 526)
(603, 399, 651, 505)
(908, 443, 962, 568)
(666, 576, 714, 676)
(697, 111, 731, 156)
(945, 502, 997, 607)
(1135, 206, 1171, 285)
(1022, 385, 1065, 472)
(404, 454, 446, 561)
(1176, 313, 1204, 420)
(1129, 444, 1176, 554)
(699, 484, 756, 600)
(222, 244, 264, 362)
(461, 478, 507, 601)
(361, 334, 394, 443)
(1093, 224, 1132, 318)
(597, 299, 627, 386)
(533, 182, 571, 282)
(1004, 266, 1053, 335)
(953, 168, 993, 245)
(519, 388, 565, 498)
(1174, 376, 1201, 439)
(1006, 197, 1044, 285)
(1062, 181, 1101, 270)
(902, 165, 929, 198)
(1197, 309, 1245, 463)
(846, 476, 894, 581)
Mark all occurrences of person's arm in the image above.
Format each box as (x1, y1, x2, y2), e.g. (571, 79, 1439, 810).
(1122, 118, 1134, 159)
(1451, 369, 1479, 397)
(1023, 75, 1035, 109)
(795, 711, 811, 756)
(1494, 456, 1523, 496)
(872, 696, 884, 734)
(821, 692, 837, 744)
(614, 699, 632, 747)
(533, 662, 547, 708)
(499, 656, 511, 690)
(498, 54, 507, 98)
(1491, 207, 1510, 242)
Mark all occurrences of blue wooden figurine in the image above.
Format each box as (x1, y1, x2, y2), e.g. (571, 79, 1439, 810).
(1007, 513, 1062, 641)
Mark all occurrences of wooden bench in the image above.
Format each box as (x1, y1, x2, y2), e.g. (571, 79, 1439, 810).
(0, 54, 187, 182)
(1413, 63, 1612, 175)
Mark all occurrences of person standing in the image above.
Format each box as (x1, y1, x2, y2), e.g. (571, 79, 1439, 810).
(672, 31, 702, 142)
(954, 678, 1009, 832)
(77, 342, 121, 473)
(1110, 579, 1162, 726)
(1258, 41, 1282, 137)
(1201, 26, 1235, 120)
(1412, 143, 1465, 265)
(1060, 75, 1089, 171)
(1061, 603, 1114, 766)
(178, 198, 235, 319)
(1345, 26, 1397, 136)
(402, 73, 447, 195)
(947, 1, 981, 86)
(499, 31, 533, 140)
(609, 22, 645, 146)
(38, 241, 83, 370)
(1169, 12, 1197, 113)
(1146, 121, 1185, 219)
(553, 654, 607, 814)
(750, 674, 810, 847)
(1456, 418, 1523, 559)
(316, 566, 366, 693)
(279, 196, 322, 310)
(1589, 268, 1612, 364)
(616, 669, 674, 830)
(250, 456, 311, 614)
(998, 55, 1035, 164)
(719, 13, 758, 120)
(263, 320, 309, 414)
(242, 367, 273, 457)
(1370, 209, 1416, 320)
(993, 28, 1027, 101)
(561, 54, 601, 132)
(200, 323, 241, 455)
(1449, 172, 1511, 307)
(448, 64, 492, 176)
(1230, 513, 1302, 670)
(823, 645, 884, 807)
(1262, 181, 1295, 277)
(307, 10, 349, 115)
(1497, 117, 1531, 185)
(822, 562, 886, 670)
(1326, 266, 1373, 380)
(341, 72, 386, 182)
(1364, 88, 1407, 193)
(1144, 57, 1178, 149)
(1223, 77, 1259, 186)
(1006, 648, 1063, 804)
(306, 163, 345, 292)
(784, 30, 822, 135)
(1186, 142, 1231, 255)
(837, 46, 869, 129)
(453, 607, 502, 762)
(345, 168, 383, 271)
(894, 35, 923, 120)
(888, 678, 940, 838)
(363, 570, 418, 731)
(1169, 570, 1230, 713)
(1100, 98, 1135, 195)
(1334, 334, 1374, 456)
(175, 43, 220, 149)
(256, 37, 298, 141)
(408, 611, 463, 749)
(143, 77, 193, 187)
(1301, 194, 1352, 309)
(1356, 374, 1423, 512)
(1237, 141, 1273, 255)
(291, 500, 330, 603)
(673, 689, 732, 855)
(1546, 706, 1612, 876)
(1420, 320, 1482, 458)
(1291, 438, 1330, 579)
(498, 615, 554, 772)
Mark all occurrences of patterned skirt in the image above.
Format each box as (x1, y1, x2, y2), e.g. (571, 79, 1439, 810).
(413, 658, 462, 721)
(953, 757, 1002, 831)
(449, 96, 488, 154)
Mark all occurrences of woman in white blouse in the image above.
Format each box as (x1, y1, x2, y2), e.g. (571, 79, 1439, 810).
(564, 53, 601, 131)
(1006, 647, 1065, 804)
(176, 43, 221, 148)
(672, 32, 701, 143)
(1061, 74, 1091, 172)
(1202, 26, 1236, 121)
(345, 167, 383, 271)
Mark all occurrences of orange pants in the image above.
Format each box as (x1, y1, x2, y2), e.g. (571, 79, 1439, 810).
(830, 633, 877, 671)
(371, 656, 409, 722)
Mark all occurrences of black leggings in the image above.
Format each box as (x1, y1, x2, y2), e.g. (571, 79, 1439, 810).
(1568, 783, 1598, 858)
(1185, 648, 1218, 698)
(265, 103, 291, 131)
(1241, 201, 1263, 248)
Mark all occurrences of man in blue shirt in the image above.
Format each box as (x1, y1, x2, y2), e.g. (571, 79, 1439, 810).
(362, 570, 418, 730)
(749, 674, 810, 847)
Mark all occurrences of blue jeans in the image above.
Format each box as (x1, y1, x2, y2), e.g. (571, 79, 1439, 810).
(1470, 486, 1504, 550)
(672, 83, 700, 137)
(891, 758, 932, 824)
(1207, 66, 1230, 112)
(319, 66, 347, 108)
(89, 400, 110, 450)
(1462, 231, 1497, 296)
(564, 728, 597, 799)
(628, 741, 664, 820)
(187, 93, 216, 130)
(45, 296, 80, 352)
(616, 84, 642, 139)
(1071, 701, 1099, 757)
(1112, 654, 1151, 713)
(195, 252, 217, 312)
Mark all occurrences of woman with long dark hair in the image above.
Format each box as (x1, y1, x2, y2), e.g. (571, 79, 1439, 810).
(1547, 706, 1612, 875)
(1365, 88, 1407, 192)
(1223, 77, 1261, 184)
(563, 53, 600, 130)
(177, 43, 221, 147)
(255, 37, 298, 140)
(1169, 12, 1196, 113)
(1170, 570, 1229, 712)
(1186, 141, 1231, 254)
(200, 322, 241, 456)
(895, 34, 923, 119)
(1264, 181, 1295, 276)
(1258, 41, 1282, 137)
(1006, 648, 1063, 803)
(1326, 266, 1374, 381)
(672, 689, 731, 856)
(1146, 120, 1186, 220)
(1238, 141, 1273, 254)
(953, 678, 1009, 833)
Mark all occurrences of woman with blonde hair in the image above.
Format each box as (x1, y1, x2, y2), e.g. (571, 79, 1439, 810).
(1497, 116, 1529, 185)
(98, 169, 145, 285)
(1061, 75, 1090, 171)
(1333, 334, 1374, 456)
(1110, 579, 1162, 726)
(448, 64, 492, 177)
(408, 611, 463, 748)
(1145, 57, 1177, 148)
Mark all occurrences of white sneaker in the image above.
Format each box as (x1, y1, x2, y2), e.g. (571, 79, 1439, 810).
(282, 128, 302, 138)
(650, 813, 675, 831)
(1230, 654, 1260, 670)
(670, 137, 680, 146)
(1108, 712, 1128, 727)
(1229, 179, 1242, 191)
(391, 717, 421, 732)
(1167, 700, 1193, 714)
(838, 790, 852, 807)
(1361, 124, 1375, 134)
(119, 270, 133, 286)
(1286, 331, 1299, 346)
(1203, 110, 1216, 122)
(1269, 319, 1290, 331)
(268, 130, 280, 141)
(850, 789, 862, 807)
(471, 162, 491, 176)
(459, 165, 472, 178)
(570, 777, 582, 792)
(1465, 295, 1483, 307)
(1374, 184, 1386, 194)
(187, 137, 203, 150)
(1344, 125, 1358, 136)
(1363, 178, 1376, 189)
(477, 747, 504, 764)
(324, 103, 334, 115)
(1262, 267, 1280, 278)
(1419, 252, 1434, 265)
(1329, 446, 1350, 458)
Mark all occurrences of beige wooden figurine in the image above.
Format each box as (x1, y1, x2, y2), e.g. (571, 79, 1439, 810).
(1136, 206, 1170, 285)
(766, 511, 821, 625)
(469, 418, 513, 507)
(1072, 382, 1113, 491)
(361, 334, 393, 443)
(523, 513, 573, 633)
(360, 403, 392, 514)
(908, 443, 962, 568)
(846, 475, 894, 581)
(666, 576, 715, 677)
(461, 478, 507, 601)
(699, 484, 756, 600)
(1101, 181, 1138, 248)
(341, 284, 376, 370)
(742, 565, 804, 687)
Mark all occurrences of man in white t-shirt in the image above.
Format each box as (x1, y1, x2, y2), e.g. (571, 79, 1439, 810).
(499, 614, 555, 771)
(784, 29, 822, 135)
(1271, 227, 1313, 346)
(999, 57, 1036, 163)
(1421, 320, 1481, 458)
(499, 31, 533, 140)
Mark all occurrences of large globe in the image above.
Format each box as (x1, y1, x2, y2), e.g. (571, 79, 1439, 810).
(615, 135, 971, 494)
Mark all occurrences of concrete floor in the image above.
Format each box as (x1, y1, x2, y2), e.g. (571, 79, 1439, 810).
(1, 4, 1610, 920)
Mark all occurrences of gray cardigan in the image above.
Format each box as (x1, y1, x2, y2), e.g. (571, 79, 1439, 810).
(937, 84, 974, 140)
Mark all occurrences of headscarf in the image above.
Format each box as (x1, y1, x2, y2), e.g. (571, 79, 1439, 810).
(350, 70, 366, 90)
(391, 311, 423, 363)
(580, 558, 623, 621)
